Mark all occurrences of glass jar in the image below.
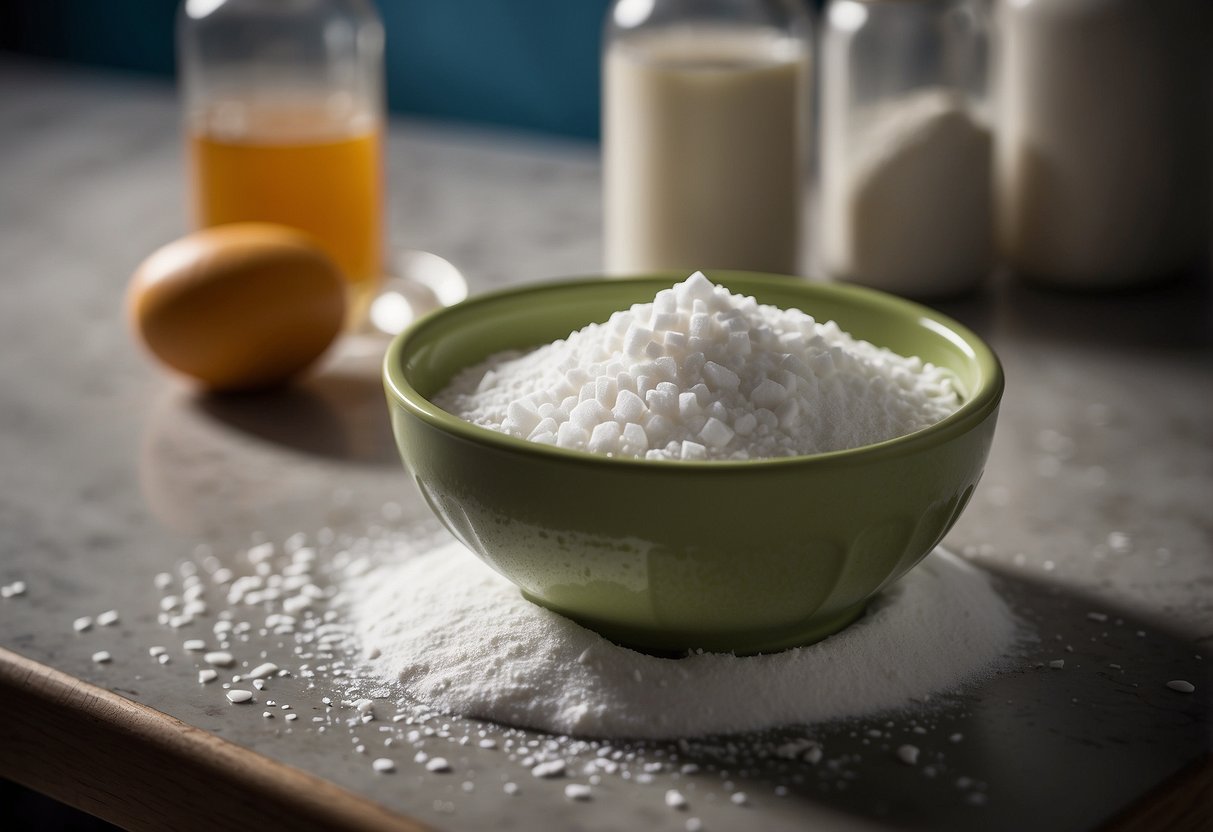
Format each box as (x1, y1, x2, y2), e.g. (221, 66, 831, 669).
(819, 0, 992, 298)
(996, 0, 1211, 289)
(603, 0, 811, 276)
(177, 0, 386, 327)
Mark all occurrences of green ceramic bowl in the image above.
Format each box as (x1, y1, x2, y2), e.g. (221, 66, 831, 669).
(383, 272, 1003, 654)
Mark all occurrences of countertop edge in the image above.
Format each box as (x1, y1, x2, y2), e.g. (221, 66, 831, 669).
(1101, 753, 1213, 832)
(0, 647, 429, 832)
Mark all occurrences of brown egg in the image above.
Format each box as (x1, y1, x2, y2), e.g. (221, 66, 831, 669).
(128, 223, 347, 391)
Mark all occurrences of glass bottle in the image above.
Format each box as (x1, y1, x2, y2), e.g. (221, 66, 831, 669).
(819, 0, 992, 298)
(177, 0, 385, 328)
(996, 0, 1211, 289)
(603, 0, 812, 276)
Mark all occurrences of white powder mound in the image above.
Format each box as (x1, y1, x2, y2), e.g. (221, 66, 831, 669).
(352, 542, 1019, 739)
(824, 89, 993, 295)
(433, 273, 960, 460)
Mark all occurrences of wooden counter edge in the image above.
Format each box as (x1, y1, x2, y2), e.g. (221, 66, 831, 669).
(1102, 753, 1213, 832)
(2, 645, 1208, 832)
(0, 647, 430, 832)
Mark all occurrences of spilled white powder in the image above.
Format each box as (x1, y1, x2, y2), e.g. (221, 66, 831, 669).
(434, 273, 960, 460)
(564, 783, 592, 801)
(352, 542, 1018, 739)
(203, 650, 234, 667)
(96, 609, 120, 627)
(247, 662, 280, 679)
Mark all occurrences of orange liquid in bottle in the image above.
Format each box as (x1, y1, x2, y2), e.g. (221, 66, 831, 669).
(188, 100, 384, 327)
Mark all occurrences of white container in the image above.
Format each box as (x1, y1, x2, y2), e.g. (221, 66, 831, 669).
(603, 0, 811, 275)
(819, 0, 993, 299)
(996, 0, 1212, 288)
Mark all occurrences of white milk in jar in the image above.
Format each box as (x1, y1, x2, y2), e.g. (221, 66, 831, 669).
(603, 25, 809, 275)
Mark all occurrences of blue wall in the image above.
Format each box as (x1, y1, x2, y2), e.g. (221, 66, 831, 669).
(379, 2, 608, 139)
(0, 0, 610, 140)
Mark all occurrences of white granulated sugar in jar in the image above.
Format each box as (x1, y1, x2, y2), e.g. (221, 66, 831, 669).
(822, 89, 993, 297)
(433, 272, 960, 460)
(351, 541, 1018, 739)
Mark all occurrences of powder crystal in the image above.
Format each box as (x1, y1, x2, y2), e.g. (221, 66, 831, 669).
(434, 273, 960, 460)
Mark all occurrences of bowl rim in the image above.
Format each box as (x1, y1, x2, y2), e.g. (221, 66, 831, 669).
(383, 272, 1005, 471)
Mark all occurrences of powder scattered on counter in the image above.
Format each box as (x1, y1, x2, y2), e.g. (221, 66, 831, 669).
(564, 783, 593, 801)
(80, 525, 1206, 824)
(96, 609, 119, 626)
(425, 757, 452, 773)
(434, 272, 960, 461)
(204, 650, 234, 667)
(247, 662, 280, 679)
(532, 759, 567, 779)
(351, 541, 1018, 739)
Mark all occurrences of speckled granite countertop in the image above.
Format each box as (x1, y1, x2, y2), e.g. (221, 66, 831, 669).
(1, 57, 1209, 831)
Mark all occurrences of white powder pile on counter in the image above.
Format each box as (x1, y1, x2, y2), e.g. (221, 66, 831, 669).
(351, 541, 1018, 739)
(433, 272, 960, 461)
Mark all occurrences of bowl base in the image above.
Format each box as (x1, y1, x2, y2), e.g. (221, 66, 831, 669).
(521, 592, 871, 657)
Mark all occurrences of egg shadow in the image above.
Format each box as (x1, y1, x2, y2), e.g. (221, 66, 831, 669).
(139, 378, 394, 537)
(195, 368, 400, 467)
